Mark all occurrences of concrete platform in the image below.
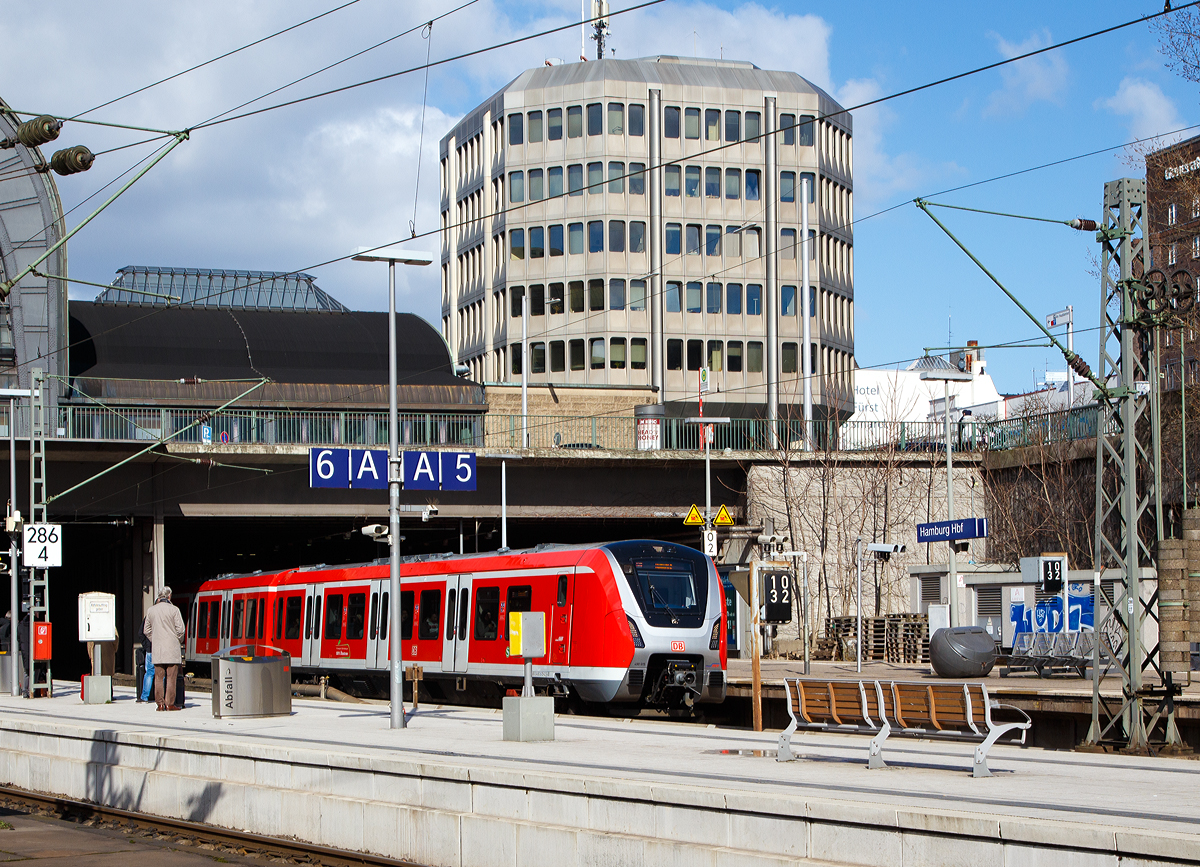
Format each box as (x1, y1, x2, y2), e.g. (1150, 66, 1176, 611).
(0, 682, 1198, 866)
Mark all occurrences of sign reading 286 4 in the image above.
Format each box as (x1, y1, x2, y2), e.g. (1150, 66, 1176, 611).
(23, 523, 62, 568)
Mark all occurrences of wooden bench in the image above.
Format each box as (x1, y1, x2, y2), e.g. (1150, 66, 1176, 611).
(777, 678, 1031, 777)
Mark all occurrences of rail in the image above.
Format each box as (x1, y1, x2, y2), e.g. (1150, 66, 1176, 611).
(0, 403, 1106, 455)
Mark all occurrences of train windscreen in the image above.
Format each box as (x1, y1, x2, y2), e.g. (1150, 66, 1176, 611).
(605, 541, 709, 628)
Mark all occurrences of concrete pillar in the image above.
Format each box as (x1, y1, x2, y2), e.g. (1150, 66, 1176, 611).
(764, 96, 778, 443)
(649, 88, 664, 404)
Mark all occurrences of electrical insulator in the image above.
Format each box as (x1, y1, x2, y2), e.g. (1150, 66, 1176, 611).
(1069, 218, 1098, 231)
(49, 145, 94, 176)
(1066, 352, 1093, 381)
(16, 116, 62, 148)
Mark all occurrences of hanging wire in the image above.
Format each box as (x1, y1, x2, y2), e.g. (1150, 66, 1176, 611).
(410, 20, 434, 238)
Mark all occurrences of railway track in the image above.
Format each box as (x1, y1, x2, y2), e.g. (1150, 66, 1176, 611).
(0, 785, 426, 867)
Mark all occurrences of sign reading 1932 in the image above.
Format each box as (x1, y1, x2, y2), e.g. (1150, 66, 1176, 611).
(309, 448, 476, 491)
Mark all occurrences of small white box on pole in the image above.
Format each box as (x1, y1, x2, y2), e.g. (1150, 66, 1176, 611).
(78, 592, 117, 642)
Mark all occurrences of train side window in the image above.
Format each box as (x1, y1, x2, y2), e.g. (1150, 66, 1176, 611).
(190, 601, 197, 636)
(418, 589, 441, 640)
(557, 575, 568, 607)
(222, 601, 230, 639)
(401, 591, 414, 640)
(314, 596, 322, 639)
(198, 600, 209, 638)
(458, 590, 469, 641)
(258, 599, 266, 640)
(379, 592, 389, 640)
(245, 599, 257, 639)
(210, 602, 220, 639)
(446, 589, 457, 637)
(232, 600, 244, 639)
(369, 592, 379, 640)
(275, 598, 283, 640)
(347, 593, 366, 641)
(304, 597, 312, 639)
(325, 594, 344, 640)
(504, 585, 532, 638)
(474, 587, 499, 640)
(285, 597, 303, 641)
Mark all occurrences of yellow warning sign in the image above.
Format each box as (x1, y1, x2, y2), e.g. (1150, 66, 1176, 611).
(713, 504, 735, 526)
(683, 504, 705, 526)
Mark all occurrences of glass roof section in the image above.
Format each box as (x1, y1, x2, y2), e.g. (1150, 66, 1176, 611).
(96, 265, 349, 312)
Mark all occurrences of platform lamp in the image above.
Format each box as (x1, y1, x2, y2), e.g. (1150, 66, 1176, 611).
(352, 245, 433, 730)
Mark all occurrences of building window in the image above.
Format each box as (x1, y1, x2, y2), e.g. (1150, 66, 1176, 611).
(629, 162, 645, 195)
(708, 340, 723, 371)
(664, 106, 681, 138)
(509, 171, 524, 202)
(589, 279, 604, 311)
(746, 170, 761, 200)
(590, 338, 605, 369)
(667, 338, 683, 370)
(508, 113, 523, 146)
(510, 229, 524, 260)
(608, 161, 625, 193)
(609, 220, 626, 252)
(608, 102, 624, 134)
(727, 283, 742, 315)
(707, 282, 721, 314)
(687, 339, 703, 370)
(725, 226, 742, 257)
(781, 113, 795, 146)
(550, 340, 565, 372)
(685, 165, 700, 197)
(747, 284, 762, 315)
(549, 224, 564, 257)
(549, 282, 564, 314)
(511, 343, 522, 374)
(568, 223, 584, 254)
(529, 227, 544, 258)
(630, 280, 646, 310)
(781, 228, 796, 259)
(781, 285, 797, 316)
(629, 104, 645, 136)
(587, 162, 603, 193)
(725, 168, 741, 199)
(1169, 243, 1178, 266)
(686, 224, 702, 255)
(630, 221, 646, 253)
(665, 224, 682, 255)
(809, 285, 817, 317)
(631, 338, 647, 369)
(780, 171, 795, 203)
(1193, 196, 1199, 219)
(510, 286, 524, 317)
(528, 111, 543, 142)
(798, 115, 815, 146)
(686, 281, 702, 312)
(724, 341, 741, 373)
(568, 164, 583, 195)
(528, 169, 543, 201)
(705, 224, 722, 256)
(610, 338, 626, 369)
(570, 338, 585, 370)
(748, 341, 764, 373)
(610, 278, 625, 310)
(588, 221, 604, 253)
(587, 103, 602, 136)
(782, 342, 798, 374)
(548, 108, 563, 140)
(531, 342, 546, 374)
(548, 166, 563, 198)
(685, 107, 700, 139)
(705, 166, 721, 198)
(666, 281, 682, 312)
(805, 228, 816, 260)
(725, 110, 740, 142)
(800, 171, 815, 202)
(569, 280, 584, 313)
(1193, 235, 1199, 259)
(1169, 202, 1178, 226)
(703, 109, 719, 142)
(567, 105, 583, 137)
(665, 165, 681, 197)
(530, 284, 545, 315)
(744, 228, 761, 259)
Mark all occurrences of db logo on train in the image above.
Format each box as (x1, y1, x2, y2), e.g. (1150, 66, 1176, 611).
(671, 640, 686, 652)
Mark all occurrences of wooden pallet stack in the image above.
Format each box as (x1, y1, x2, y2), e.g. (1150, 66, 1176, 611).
(824, 615, 929, 664)
(1158, 537, 1190, 677)
(885, 614, 929, 664)
(1187, 509, 1200, 671)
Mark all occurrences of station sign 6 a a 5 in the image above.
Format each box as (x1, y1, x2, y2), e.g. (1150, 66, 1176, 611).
(309, 448, 476, 491)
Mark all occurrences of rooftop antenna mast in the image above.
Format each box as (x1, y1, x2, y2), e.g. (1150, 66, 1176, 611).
(591, 0, 610, 60)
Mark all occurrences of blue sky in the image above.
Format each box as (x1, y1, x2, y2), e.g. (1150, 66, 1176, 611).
(2, 0, 1195, 395)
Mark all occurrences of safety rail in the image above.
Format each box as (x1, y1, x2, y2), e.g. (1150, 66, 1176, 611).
(0, 404, 1105, 454)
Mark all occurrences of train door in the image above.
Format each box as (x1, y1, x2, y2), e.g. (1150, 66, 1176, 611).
(410, 581, 444, 669)
(220, 590, 233, 652)
(272, 588, 307, 660)
(366, 579, 385, 671)
(320, 582, 371, 665)
(550, 570, 575, 667)
(194, 593, 223, 658)
(442, 575, 473, 674)
(303, 588, 323, 666)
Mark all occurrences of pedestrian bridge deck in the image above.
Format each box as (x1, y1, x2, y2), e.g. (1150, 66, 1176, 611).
(0, 684, 1197, 866)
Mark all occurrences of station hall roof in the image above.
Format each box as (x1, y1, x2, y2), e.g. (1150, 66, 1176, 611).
(67, 302, 484, 410)
(97, 265, 349, 312)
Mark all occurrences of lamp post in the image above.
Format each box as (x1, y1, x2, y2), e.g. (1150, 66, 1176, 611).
(0, 387, 31, 698)
(352, 246, 433, 730)
(920, 369, 973, 627)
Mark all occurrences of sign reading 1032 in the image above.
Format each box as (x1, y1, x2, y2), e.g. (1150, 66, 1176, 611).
(309, 448, 476, 491)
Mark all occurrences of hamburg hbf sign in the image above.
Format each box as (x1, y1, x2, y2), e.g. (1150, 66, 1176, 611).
(916, 517, 988, 543)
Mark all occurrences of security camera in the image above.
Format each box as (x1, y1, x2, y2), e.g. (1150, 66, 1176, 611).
(422, 505, 439, 523)
(867, 542, 905, 562)
(361, 524, 389, 540)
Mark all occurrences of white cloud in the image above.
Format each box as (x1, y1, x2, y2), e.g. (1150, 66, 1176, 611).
(984, 30, 1069, 117)
(1100, 76, 1184, 142)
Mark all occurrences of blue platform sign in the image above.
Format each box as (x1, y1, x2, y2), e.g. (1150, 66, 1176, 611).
(309, 447, 475, 491)
(916, 517, 988, 543)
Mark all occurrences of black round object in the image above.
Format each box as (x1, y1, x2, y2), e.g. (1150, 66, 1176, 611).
(929, 625, 998, 678)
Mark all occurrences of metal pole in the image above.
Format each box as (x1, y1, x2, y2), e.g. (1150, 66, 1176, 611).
(649, 89, 664, 403)
(764, 96, 778, 448)
(388, 259, 405, 730)
(801, 175, 812, 450)
(856, 538, 863, 673)
(521, 294, 528, 448)
(1183, 325, 1189, 509)
(501, 459, 508, 550)
(800, 551, 810, 675)
(946, 379, 959, 628)
(704, 427, 711, 522)
(750, 568, 762, 731)
(8, 397, 15, 696)
(1067, 307, 1075, 409)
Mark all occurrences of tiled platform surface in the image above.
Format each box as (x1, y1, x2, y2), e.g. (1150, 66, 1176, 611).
(0, 683, 1198, 866)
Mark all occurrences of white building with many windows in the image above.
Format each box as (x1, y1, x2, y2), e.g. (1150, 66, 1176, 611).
(440, 56, 854, 421)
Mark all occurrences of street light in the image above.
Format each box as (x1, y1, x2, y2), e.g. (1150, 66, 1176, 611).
(0, 386, 31, 698)
(352, 245, 433, 730)
(920, 369, 973, 628)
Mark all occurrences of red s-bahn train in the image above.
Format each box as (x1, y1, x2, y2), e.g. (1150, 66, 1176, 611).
(181, 540, 727, 710)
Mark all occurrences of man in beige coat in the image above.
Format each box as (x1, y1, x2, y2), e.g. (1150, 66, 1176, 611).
(142, 586, 186, 711)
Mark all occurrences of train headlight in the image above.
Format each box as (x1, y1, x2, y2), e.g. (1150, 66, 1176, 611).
(626, 616, 645, 649)
(709, 619, 721, 650)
